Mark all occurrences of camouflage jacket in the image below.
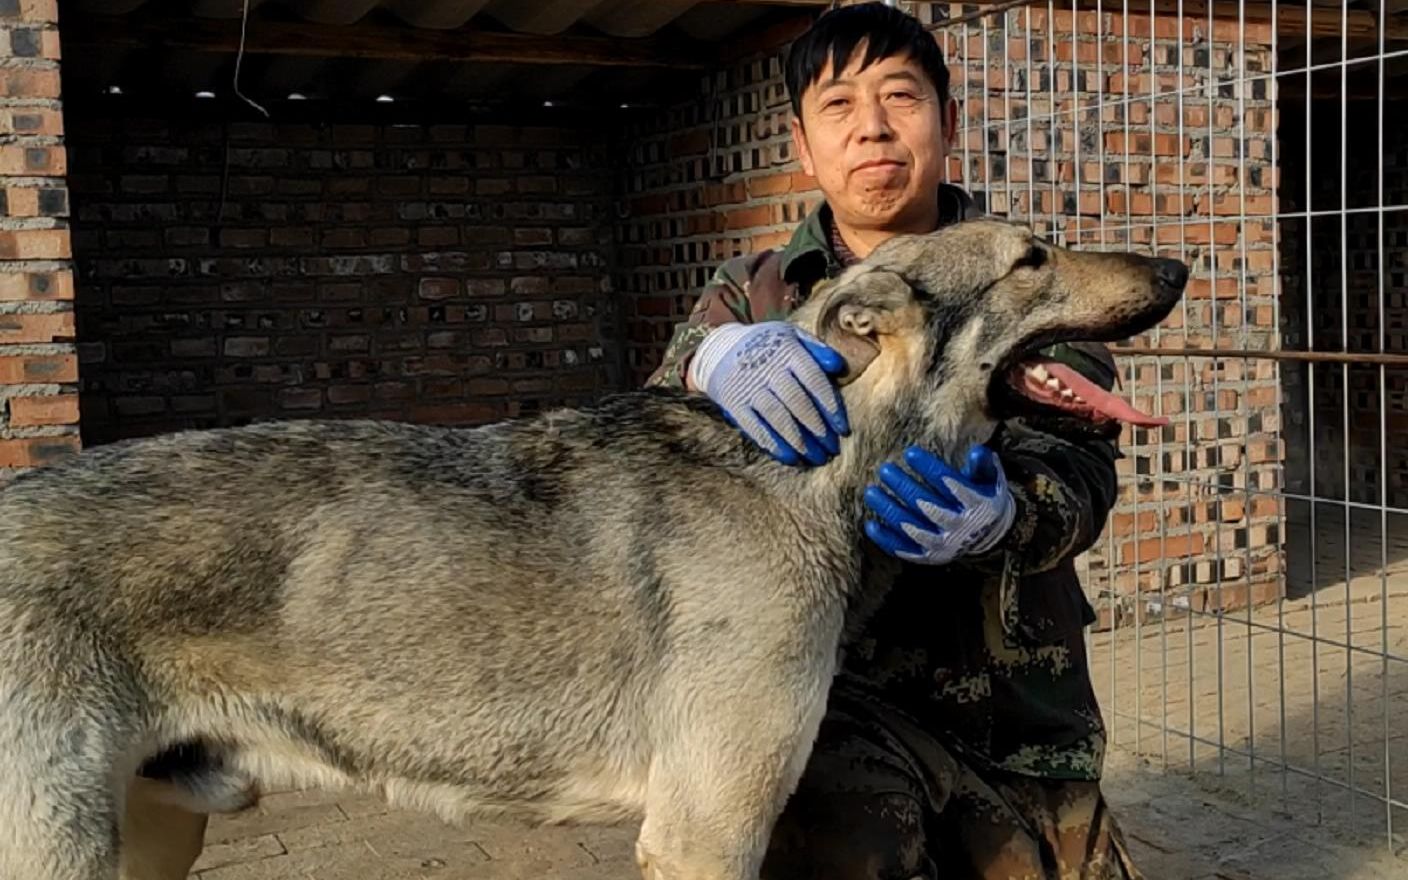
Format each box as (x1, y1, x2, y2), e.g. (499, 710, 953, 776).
(645, 184, 1122, 781)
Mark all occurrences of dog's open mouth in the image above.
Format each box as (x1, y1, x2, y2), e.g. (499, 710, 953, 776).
(1003, 357, 1167, 428)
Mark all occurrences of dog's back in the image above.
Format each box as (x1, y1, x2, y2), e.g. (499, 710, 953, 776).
(0, 397, 838, 877)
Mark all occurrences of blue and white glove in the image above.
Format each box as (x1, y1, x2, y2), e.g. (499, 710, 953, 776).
(688, 321, 850, 466)
(863, 445, 1016, 565)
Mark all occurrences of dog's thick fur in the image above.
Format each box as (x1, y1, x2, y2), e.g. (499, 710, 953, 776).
(0, 219, 1186, 880)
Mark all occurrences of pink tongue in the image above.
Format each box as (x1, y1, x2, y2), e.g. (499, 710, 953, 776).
(1043, 361, 1168, 428)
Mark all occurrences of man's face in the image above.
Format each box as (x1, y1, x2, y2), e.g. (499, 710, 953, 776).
(791, 44, 958, 233)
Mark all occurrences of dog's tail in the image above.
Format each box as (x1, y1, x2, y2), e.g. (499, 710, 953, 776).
(0, 599, 139, 880)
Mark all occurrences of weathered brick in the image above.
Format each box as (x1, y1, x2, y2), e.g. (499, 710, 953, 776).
(0, 309, 71, 343)
(0, 228, 68, 259)
(0, 269, 72, 302)
(13, 0, 60, 23)
(6, 391, 76, 426)
(0, 352, 75, 382)
(0, 143, 63, 177)
(0, 65, 58, 98)
(5, 107, 62, 135)
(0, 434, 78, 468)
(223, 337, 270, 358)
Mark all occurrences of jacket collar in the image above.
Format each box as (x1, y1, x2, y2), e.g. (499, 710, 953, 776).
(777, 182, 977, 285)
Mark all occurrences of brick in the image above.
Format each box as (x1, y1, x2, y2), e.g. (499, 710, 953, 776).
(0, 352, 75, 383)
(6, 392, 76, 426)
(0, 228, 68, 259)
(8, 26, 42, 57)
(0, 269, 73, 302)
(278, 388, 323, 410)
(418, 277, 460, 300)
(0, 65, 58, 98)
(418, 226, 458, 247)
(223, 337, 270, 358)
(668, 129, 711, 157)
(747, 172, 793, 198)
(724, 205, 772, 231)
(10, 1, 59, 23)
(0, 310, 71, 343)
(5, 107, 62, 135)
(0, 434, 77, 468)
(1119, 533, 1205, 566)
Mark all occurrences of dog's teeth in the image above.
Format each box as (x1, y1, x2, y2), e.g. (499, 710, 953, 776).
(1045, 378, 1062, 391)
(1028, 364, 1050, 382)
(1060, 388, 1076, 400)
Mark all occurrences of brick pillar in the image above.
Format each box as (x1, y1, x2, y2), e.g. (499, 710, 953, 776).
(0, 0, 78, 481)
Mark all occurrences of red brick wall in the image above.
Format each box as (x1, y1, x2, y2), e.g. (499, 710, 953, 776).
(616, 59, 824, 386)
(0, 0, 77, 482)
(66, 115, 619, 443)
(615, 2, 1286, 620)
(934, 4, 1285, 622)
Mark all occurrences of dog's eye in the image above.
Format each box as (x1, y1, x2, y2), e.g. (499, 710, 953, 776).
(1015, 246, 1047, 270)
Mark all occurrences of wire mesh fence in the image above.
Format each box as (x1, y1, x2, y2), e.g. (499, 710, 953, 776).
(924, 0, 1408, 857)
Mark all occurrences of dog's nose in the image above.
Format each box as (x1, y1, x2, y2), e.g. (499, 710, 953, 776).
(1154, 258, 1189, 291)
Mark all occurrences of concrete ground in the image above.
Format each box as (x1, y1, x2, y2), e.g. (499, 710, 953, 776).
(190, 511, 1408, 879)
(189, 754, 1408, 880)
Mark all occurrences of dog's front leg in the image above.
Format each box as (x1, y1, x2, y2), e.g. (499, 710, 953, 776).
(634, 679, 829, 880)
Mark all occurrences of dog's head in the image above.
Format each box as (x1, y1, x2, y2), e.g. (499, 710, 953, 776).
(790, 218, 1187, 457)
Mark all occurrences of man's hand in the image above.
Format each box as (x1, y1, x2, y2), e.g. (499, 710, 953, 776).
(687, 321, 850, 466)
(863, 445, 1016, 565)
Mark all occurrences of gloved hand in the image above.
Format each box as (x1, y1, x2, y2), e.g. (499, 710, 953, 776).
(687, 321, 850, 466)
(863, 444, 1016, 565)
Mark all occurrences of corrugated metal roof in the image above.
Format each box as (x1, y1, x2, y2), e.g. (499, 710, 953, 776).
(61, 0, 816, 109)
(69, 0, 796, 37)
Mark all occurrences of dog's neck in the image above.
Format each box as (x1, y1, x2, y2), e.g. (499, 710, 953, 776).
(786, 385, 992, 541)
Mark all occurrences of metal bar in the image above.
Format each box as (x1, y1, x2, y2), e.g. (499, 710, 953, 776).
(1120, 0, 1142, 759)
(1301, 0, 1325, 821)
(1270, 0, 1290, 804)
(1002, 5, 1013, 224)
(959, 0, 1407, 849)
(1173, 0, 1198, 775)
(1133, 471, 1408, 519)
(926, 49, 1408, 129)
(964, 15, 972, 215)
(1237, 0, 1256, 786)
(1106, 711, 1408, 813)
(983, 12, 993, 218)
(928, 0, 1407, 42)
(1025, 5, 1036, 231)
(1205, 0, 1227, 779)
(1103, 599, 1408, 666)
(1034, 203, 1408, 230)
(1048, 0, 1058, 246)
(1378, 0, 1395, 850)
(1109, 347, 1408, 366)
(1340, 0, 1356, 826)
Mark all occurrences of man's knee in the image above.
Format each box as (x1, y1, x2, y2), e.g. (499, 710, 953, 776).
(761, 791, 934, 880)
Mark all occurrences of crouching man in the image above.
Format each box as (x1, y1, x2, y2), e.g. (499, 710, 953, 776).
(646, 4, 1142, 877)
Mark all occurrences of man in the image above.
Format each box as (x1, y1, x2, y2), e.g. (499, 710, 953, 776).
(645, 4, 1142, 878)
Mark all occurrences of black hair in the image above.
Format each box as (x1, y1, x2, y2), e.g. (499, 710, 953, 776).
(784, 2, 952, 120)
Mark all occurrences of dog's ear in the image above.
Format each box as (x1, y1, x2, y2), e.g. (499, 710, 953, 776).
(813, 269, 919, 385)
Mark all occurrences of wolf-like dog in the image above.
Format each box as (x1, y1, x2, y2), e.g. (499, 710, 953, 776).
(0, 219, 1186, 880)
